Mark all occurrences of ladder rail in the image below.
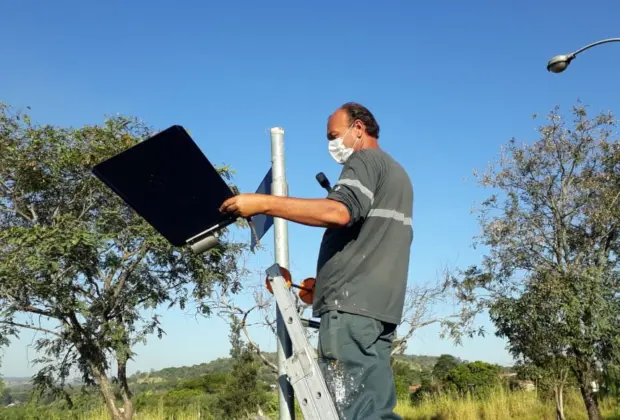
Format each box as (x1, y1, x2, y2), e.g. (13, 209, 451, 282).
(266, 264, 339, 420)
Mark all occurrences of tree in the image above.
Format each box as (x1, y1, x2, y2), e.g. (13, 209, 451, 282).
(210, 282, 282, 375)
(179, 372, 228, 394)
(0, 102, 246, 419)
(443, 361, 501, 396)
(391, 360, 421, 399)
(514, 361, 575, 420)
(391, 272, 484, 356)
(216, 314, 268, 419)
(599, 363, 620, 399)
(491, 271, 577, 420)
(409, 369, 434, 405)
(432, 354, 461, 382)
(452, 103, 620, 420)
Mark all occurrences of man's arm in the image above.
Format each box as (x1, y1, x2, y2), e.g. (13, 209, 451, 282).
(326, 151, 381, 227)
(219, 151, 380, 228)
(259, 149, 381, 229)
(262, 195, 350, 228)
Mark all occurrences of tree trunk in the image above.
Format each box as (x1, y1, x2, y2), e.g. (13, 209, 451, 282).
(573, 365, 602, 420)
(113, 316, 134, 419)
(117, 357, 134, 419)
(92, 365, 124, 420)
(553, 385, 566, 420)
(578, 381, 601, 420)
(70, 320, 124, 419)
(60, 390, 74, 409)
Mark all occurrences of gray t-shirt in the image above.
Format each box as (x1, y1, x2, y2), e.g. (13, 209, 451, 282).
(313, 148, 414, 325)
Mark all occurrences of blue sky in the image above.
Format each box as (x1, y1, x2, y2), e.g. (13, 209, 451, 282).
(1, 0, 620, 377)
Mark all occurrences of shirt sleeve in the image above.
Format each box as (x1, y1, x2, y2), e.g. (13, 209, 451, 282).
(327, 151, 381, 226)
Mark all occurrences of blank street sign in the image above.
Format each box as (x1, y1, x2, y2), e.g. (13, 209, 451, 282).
(251, 168, 274, 251)
(92, 125, 237, 247)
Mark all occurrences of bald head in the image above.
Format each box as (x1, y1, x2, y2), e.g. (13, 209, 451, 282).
(326, 102, 380, 151)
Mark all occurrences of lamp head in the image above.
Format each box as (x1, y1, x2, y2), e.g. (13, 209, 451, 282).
(547, 54, 574, 73)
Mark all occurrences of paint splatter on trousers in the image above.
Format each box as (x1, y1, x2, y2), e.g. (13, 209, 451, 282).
(317, 310, 402, 420)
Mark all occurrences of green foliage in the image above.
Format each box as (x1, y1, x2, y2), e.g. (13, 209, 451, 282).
(392, 354, 441, 371)
(2, 388, 620, 420)
(1, 352, 440, 410)
(132, 358, 233, 381)
(600, 364, 620, 399)
(179, 372, 228, 393)
(128, 354, 277, 395)
(161, 387, 205, 407)
(391, 354, 465, 403)
(0, 102, 246, 418)
(130, 372, 229, 415)
(215, 315, 269, 418)
(409, 361, 502, 405)
(132, 385, 210, 417)
(432, 354, 462, 382)
(443, 361, 502, 396)
(134, 387, 216, 416)
(392, 360, 421, 399)
(127, 353, 443, 400)
(514, 362, 577, 400)
(452, 103, 620, 420)
(216, 351, 269, 418)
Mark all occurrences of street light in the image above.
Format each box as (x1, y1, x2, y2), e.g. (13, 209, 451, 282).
(546, 38, 620, 73)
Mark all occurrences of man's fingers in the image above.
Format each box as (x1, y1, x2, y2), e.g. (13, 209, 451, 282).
(220, 202, 242, 216)
(219, 197, 236, 213)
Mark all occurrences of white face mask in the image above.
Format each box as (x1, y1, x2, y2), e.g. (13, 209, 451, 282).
(328, 125, 358, 164)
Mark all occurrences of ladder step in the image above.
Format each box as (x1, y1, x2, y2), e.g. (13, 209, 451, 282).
(301, 318, 320, 329)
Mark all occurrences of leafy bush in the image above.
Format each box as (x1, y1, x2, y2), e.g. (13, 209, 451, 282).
(392, 361, 420, 400)
(443, 361, 501, 397)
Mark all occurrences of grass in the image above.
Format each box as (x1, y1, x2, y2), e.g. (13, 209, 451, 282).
(1, 389, 618, 419)
(395, 389, 619, 420)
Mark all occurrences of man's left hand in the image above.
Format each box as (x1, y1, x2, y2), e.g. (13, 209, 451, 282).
(219, 193, 269, 218)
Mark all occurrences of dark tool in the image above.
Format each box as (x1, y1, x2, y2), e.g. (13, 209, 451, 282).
(315, 172, 332, 193)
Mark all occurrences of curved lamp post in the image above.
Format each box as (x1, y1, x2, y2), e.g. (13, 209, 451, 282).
(547, 38, 620, 73)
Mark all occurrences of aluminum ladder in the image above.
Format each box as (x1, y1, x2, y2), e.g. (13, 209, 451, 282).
(265, 263, 339, 420)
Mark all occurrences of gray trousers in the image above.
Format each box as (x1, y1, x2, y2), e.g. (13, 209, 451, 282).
(317, 310, 402, 420)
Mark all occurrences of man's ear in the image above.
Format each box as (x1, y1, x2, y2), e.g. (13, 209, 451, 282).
(354, 120, 365, 139)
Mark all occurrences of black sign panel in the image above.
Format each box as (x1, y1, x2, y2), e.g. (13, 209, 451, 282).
(92, 125, 236, 246)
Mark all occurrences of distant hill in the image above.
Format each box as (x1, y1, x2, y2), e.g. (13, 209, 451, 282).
(128, 352, 513, 388)
(2, 377, 32, 386)
(130, 352, 278, 387)
(392, 354, 442, 371)
(4, 353, 513, 393)
(128, 353, 445, 388)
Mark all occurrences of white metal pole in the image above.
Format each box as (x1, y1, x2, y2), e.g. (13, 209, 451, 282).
(270, 127, 295, 420)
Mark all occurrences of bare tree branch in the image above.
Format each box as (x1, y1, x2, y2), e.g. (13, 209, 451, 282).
(0, 178, 12, 194)
(103, 245, 145, 291)
(113, 242, 149, 301)
(210, 290, 278, 374)
(240, 306, 277, 373)
(14, 305, 59, 319)
(0, 205, 20, 216)
(0, 202, 31, 221)
(0, 320, 62, 338)
(392, 269, 476, 356)
(28, 203, 38, 225)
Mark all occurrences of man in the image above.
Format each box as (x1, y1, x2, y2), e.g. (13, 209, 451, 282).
(220, 102, 413, 419)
